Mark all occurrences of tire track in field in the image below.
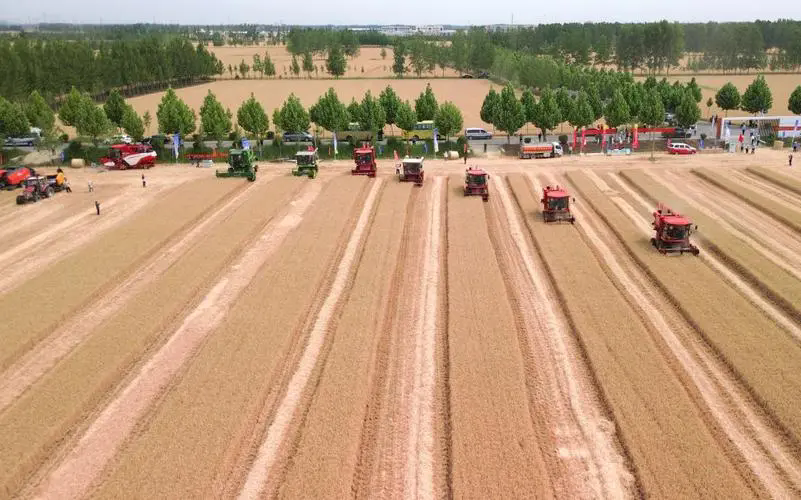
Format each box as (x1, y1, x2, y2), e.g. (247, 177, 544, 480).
(550, 172, 801, 498)
(31, 181, 323, 500)
(236, 179, 383, 500)
(0, 176, 272, 414)
(586, 170, 801, 343)
(732, 169, 801, 210)
(0, 182, 185, 296)
(489, 176, 634, 499)
(643, 170, 801, 282)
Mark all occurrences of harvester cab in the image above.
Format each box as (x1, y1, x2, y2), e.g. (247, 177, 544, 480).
(651, 204, 699, 255)
(541, 185, 575, 223)
(216, 149, 257, 181)
(351, 146, 377, 177)
(292, 149, 319, 179)
(397, 157, 424, 186)
(464, 168, 489, 201)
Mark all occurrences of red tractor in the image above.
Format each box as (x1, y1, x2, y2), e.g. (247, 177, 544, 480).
(101, 143, 157, 170)
(651, 204, 699, 255)
(351, 146, 377, 177)
(1, 166, 34, 190)
(464, 168, 489, 201)
(16, 176, 54, 204)
(541, 185, 575, 223)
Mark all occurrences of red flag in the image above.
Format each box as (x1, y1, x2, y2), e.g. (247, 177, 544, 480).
(393, 150, 399, 162)
(581, 128, 587, 148)
(632, 126, 639, 149)
(572, 129, 577, 150)
(601, 129, 607, 147)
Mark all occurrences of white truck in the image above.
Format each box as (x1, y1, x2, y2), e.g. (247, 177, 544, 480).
(519, 141, 564, 159)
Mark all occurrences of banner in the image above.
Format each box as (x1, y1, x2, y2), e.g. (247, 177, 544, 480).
(333, 132, 338, 155)
(173, 134, 180, 159)
(581, 128, 587, 148)
(433, 128, 439, 153)
(241, 138, 250, 150)
(572, 129, 577, 150)
(601, 126, 607, 148)
(632, 125, 639, 149)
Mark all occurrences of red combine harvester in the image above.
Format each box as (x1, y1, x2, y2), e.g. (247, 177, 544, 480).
(101, 143, 157, 170)
(0, 166, 34, 190)
(463, 168, 489, 201)
(541, 185, 575, 223)
(351, 146, 377, 177)
(651, 204, 699, 255)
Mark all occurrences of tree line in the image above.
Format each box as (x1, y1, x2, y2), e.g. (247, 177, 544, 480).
(0, 37, 223, 102)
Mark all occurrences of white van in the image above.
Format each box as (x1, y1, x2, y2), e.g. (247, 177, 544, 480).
(465, 127, 492, 140)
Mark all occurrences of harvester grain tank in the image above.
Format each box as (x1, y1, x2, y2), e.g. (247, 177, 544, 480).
(520, 141, 564, 159)
(396, 156, 424, 186)
(651, 204, 699, 255)
(541, 185, 575, 223)
(216, 149, 257, 181)
(292, 149, 319, 179)
(463, 168, 489, 201)
(351, 146, 377, 177)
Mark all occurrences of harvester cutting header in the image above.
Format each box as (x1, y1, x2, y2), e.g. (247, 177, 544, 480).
(651, 204, 699, 255)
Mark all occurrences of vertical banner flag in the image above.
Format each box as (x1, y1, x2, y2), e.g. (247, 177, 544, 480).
(423, 141, 428, 154)
(433, 128, 439, 153)
(632, 124, 639, 149)
(173, 134, 180, 159)
(241, 138, 250, 150)
(572, 129, 577, 150)
(581, 128, 587, 148)
(794, 119, 799, 137)
(601, 125, 607, 149)
(333, 132, 338, 155)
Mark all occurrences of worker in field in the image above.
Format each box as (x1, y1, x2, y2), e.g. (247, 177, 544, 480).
(95, 201, 100, 215)
(789, 153, 793, 167)
(56, 168, 65, 187)
(64, 177, 72, 193)
(88, 180, 94, 192)
(142, 174, 146, 188)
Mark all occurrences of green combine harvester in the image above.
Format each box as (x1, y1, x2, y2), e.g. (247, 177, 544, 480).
(292, 149, 318, 179)
(216, 149, 257, 181)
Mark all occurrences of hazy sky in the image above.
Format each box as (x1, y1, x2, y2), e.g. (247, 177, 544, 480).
(1, 0, 797, 25)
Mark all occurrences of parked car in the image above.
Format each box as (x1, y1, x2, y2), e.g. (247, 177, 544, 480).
(282, 131, 314, 143)
(465, 127, 492, 140)
(667, 142, 697, 155)
(4, 136, 38, 147)
(662, 127, 692, 139)
(107, 134, 133, 145)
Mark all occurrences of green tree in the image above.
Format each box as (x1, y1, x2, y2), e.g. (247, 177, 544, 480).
(393, 44, 406, 77)
(379, 86, 401, 136)
(480, 88, 501, 131)
(604, 90, 631, 128)
(675, 89, 701, 129)
(252, 54, 263, 77)
(291, 55, 301, 78)
(395, 100, 418, 142)
(326, 45, 346, 78)
(156, 88, 196, 136)
(380, 47, 387, 60)
(467, 27, 494, 72)
(237, 93, 270, 145)
(263, 53, 276, 77)
(310, 88, 349, 139)
(239, 60, 250, 78)
(77, 103, 110, 145)
(495, 84, 525, 143)
(0, 98, 29, 138)
(533, 87, 561, 138)
(715, 82, 741, 116)
(347, 99, 362, 126)
(434, 102, 463, 142)
(640, 88, 666, 159)
(359, 90, 386, 143)
(276, 93, 310, 133)
(302, 52, 314, 78)
(408, 38, 428, 77)
(450, 31, 468, 73)
(415, 84, 438, 121)
(200, 90, 232, 146)
(741, 74, 773, 114)
(687, 77, 703, 103)
(520, 88, 536, 130)
(594, 34, 612, 66)
(103, 89, 127, 128)
(587, 83, 604, 120)
(555, 87, 574, 126)
(121, 105, 144, 141)
(569, 91, 595, 152)
(25, 90, 54, 134)
(789, 86, 801, 115)
(58, 87, 87, 128)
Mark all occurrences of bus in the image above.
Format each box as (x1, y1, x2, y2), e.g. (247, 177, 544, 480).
(335, 122, 384, 142)
(402, 120, 442, 141)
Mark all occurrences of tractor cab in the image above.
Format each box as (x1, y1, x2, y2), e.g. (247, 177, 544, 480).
(651, 205, 699, 255)
(351, 147, 377, 177)
(464, 168, 489, 201)
(292, 149, 319, 179)
(541, 185, 575, 223)
(216, 149, 256, 181)
(397, 157, 424, 186)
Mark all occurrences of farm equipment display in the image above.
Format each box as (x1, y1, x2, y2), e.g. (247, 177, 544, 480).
(292, 149, 319, 179)
(541, 185, 575, 223)
(463, 168, 489, 201)
(396, 157, 424, 186)
(651, 204, 699, 255)
(16, 176, 54, 204)
(351, 146, 377, 177)
(1, 166, 34, 190)
(216, 149, 257, 181)
(101, 143, 157, 170)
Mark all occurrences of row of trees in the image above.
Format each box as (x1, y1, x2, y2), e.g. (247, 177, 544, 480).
(0, 37, 223, 102)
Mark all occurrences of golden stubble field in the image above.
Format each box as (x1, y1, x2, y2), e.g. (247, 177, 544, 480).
(3, 148, 801, 498)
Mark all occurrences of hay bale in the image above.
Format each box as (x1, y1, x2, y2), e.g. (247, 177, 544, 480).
(70, 158, 86, 168)
(444, 150, 460, 160)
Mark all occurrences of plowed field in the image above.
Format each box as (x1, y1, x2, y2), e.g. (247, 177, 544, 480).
(3, 152, 801, 499)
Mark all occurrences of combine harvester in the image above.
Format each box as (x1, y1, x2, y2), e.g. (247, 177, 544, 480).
(396, 156, 424, 186)
(0, 166, 34, 190)
(216, 149, 257, 181)
(463, 168, 490, 201)
(651, 204, 699, 255)
(541, 185, 575, 223)
(101, 143, 157, 170)
(351, 146, 377, 177)
(292, 148, 319, 179)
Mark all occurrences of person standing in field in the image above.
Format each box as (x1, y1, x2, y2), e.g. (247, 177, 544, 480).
(142, 174, 146, 188)
(789, 154, 793, 166)
(88, 180, 94, 192)
(95, 201, 100, 215)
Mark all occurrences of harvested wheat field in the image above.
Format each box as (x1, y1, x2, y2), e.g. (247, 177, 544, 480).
(3, 146, 801, 499)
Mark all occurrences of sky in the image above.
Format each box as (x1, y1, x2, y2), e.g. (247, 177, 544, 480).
(1, 0, 798, 25)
